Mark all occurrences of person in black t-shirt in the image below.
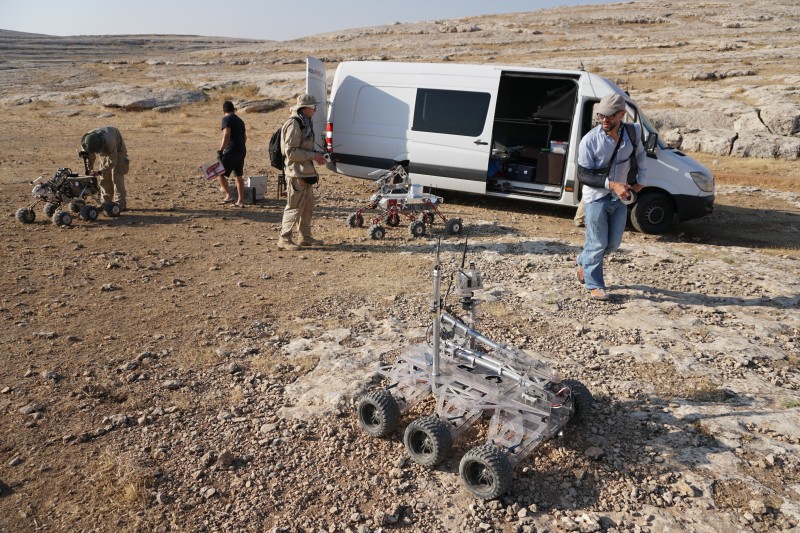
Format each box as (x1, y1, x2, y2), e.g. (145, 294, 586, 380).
(217, 100, 247, 207)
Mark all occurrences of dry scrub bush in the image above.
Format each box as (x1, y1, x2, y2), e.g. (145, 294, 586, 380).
(82, 450, 148, 522)
(174, 346, 220, 368)
(634, 361, 729, 402)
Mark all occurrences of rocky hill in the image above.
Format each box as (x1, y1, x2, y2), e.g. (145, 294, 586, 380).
(1, 0, 798, 160)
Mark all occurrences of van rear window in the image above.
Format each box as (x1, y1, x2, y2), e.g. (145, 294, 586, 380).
(412, 89, 490, 136)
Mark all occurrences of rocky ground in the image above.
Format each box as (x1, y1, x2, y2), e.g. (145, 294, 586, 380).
(1, 1, 800, 532)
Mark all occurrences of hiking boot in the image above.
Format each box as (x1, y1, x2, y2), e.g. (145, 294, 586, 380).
(589, 288, 609, 301)
(298, 236, 323, 247)
(277, 239, 299, 251)
(574, 219, 584, 228)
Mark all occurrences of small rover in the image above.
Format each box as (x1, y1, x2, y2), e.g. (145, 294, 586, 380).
(356, 240, 592, 499)
(15, 151, 121, 227)
(345, 163, 464, 240)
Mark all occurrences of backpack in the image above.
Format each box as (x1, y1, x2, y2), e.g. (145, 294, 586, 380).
(268, 117, 303, 170)
(623, 122, 639, 184)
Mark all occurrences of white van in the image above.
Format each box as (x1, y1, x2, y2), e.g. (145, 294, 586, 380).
(304, 57, 715, 234)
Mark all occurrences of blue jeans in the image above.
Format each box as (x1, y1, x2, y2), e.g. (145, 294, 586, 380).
(578, 195, 628, 290)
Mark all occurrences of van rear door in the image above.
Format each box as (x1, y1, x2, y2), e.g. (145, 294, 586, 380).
(306, 57, 328, 152)
(407, 70, 500, 194)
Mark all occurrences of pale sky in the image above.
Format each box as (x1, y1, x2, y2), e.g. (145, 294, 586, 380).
(0, 0, 619, 41)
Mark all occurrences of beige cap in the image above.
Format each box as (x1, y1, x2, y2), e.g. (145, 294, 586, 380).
(596, 93, 626, 116)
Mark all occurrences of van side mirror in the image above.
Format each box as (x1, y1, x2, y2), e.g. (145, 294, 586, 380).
(645, 132, 658, 157)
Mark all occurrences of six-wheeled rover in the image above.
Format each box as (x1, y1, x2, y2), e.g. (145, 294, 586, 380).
(346, 163, 464, 240)
(15, 150, 122, 227)
(356, 240, 592, 499)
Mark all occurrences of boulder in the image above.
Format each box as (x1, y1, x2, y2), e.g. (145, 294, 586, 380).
(648, 108, 735, 132)
(661, 128, 683, 149)
(734, 111, 770, 133)
(731, 132, 778, 158)
(237, 99, 284, 113)
(680, 129, 738, 156)
(729, 132, 800, 160)
(759, 104, 800, 136)
(98, 87, 208, 110)
(776, 136, 800, 160)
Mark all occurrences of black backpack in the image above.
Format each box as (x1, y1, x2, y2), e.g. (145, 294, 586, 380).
(577, 122, 641, 188)
(623, 122, 639, 184)
(268, 117, 303, 170)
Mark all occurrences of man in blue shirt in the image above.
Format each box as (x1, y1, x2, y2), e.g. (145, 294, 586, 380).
(576, 93, 646, 301)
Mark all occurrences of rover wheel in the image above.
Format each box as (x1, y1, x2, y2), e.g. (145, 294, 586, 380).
(409, 220, 426, 238)
(16, 207, 36, 224)
(68, 201, 83, 214)
(80, 204, 99, 221)
(445, 218, 463, 236)
(459, 444, 512, 500)
(368, 224, 385, 240)
(384, 212, 401, 227)
(630, 192, 675, 234)
(357, 390, 399, 437)
(404, 415, 452, 467)
(346, 212, 364, 228)
(43, 203, 57, 218)
(563, 378, 593, 422)
(102, 202, 121, 217)
(52, 210, 73, 227)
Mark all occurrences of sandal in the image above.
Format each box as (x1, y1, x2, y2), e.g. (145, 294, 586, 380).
(219, 198, 234, 205)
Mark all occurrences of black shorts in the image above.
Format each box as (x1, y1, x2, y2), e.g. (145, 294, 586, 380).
(221, 151, 245, 177)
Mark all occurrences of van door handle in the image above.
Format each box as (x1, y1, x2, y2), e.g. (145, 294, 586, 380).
(474, 140, 488, 145)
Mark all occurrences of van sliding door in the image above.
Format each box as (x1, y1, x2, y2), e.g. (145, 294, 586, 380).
(489, 73, 580, 197)
(407, 72, 500, 193)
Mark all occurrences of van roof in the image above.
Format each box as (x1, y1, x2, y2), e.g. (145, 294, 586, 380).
(339, 60, 586, 76)
(336, 60, 626, 100)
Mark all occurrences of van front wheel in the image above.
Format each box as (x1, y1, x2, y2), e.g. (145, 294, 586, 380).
(630, 193, 674, 234)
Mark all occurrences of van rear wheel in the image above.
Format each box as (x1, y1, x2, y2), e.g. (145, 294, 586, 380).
(630, 193, 674, 234)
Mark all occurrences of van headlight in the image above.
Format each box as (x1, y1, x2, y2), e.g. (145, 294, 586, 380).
(690, 171, 714, 192)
